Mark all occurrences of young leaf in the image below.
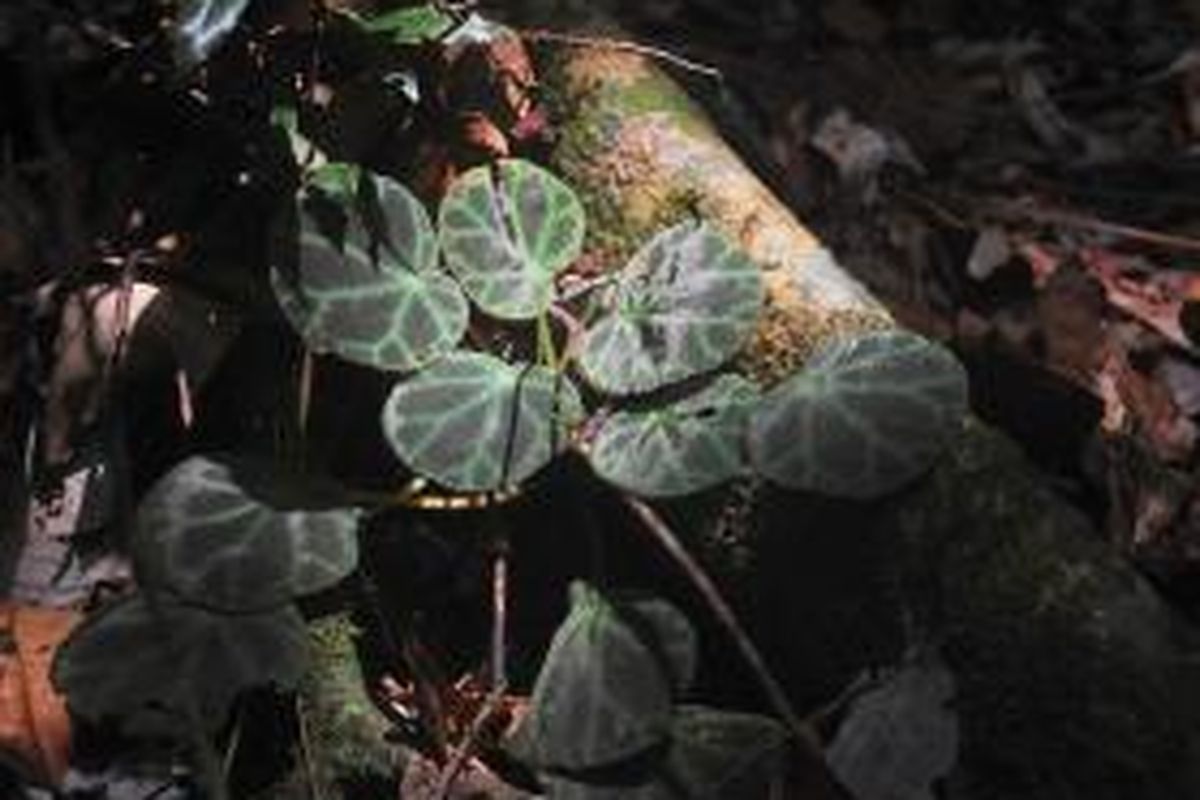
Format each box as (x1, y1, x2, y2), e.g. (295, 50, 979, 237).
(52, 594, 308, 735)
(136, 456, 361, 612)
(172, 0, 253, 69)
(507, 583, 674, 771)
(578, 222, 764, 396)
(272, 183, 468, 371)
(381, 352, 583, 492)
(587, 375, 758, 497)
(439, 159, 585, 320)
(307, 162, 362, 202)
(541, 706, 788, 799)
(747, 331, 967, 498)
(352, 3, 457, 43)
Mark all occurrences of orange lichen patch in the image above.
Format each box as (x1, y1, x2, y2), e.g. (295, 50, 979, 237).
(0, 603, 79, 787)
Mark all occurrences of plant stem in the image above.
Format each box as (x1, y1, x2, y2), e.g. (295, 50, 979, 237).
(620, 494, 820, 753)
(536, 311, 557, 368)
(489, 526, 509, 688)
(521, 29, 723, 83)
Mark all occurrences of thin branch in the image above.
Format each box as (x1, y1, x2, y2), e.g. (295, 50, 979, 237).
(295, 695, 325, 800)
(980, 196, 1200, 254)
(621, 494, 820, 754)
(435, 682, 508, 799)
(521, 29, 723, 83)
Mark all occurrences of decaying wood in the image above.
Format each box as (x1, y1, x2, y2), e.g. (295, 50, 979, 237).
(535, 42, 1200, 798)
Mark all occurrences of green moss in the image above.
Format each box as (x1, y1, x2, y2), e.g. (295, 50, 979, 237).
(543, 55, 716, 266)
(601, 73, 711, 138)
(301, 614, 396, 790)
(898, 423, 1200, 799)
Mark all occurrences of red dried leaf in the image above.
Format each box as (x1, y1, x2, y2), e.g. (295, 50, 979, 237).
(0, 603, 80, 786)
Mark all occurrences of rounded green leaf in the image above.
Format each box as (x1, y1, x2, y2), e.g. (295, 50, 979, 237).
(381, 352, 583, 492)
(508, 583, 674, 771)
(748, 331, 968, 498)
(619, 596, 698, 697)
(136, 456, 361, 612)
(439, 159, 585, 320)
(272, 184, 468, 372)
(587, 375, 758, 497)
(52, 594, 308, 734)
(578, 222, 764, 396)
(363, 173, 440, 274)
(542, 706, 788, 800)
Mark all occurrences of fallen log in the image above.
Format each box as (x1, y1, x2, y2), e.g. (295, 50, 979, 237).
(533, 39, 1200, 799)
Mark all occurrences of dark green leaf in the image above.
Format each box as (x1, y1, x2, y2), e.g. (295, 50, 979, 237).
(136, 456, 360, 611)
(172, 0, 252, 69)
(439, 159, 585, 320)
(587, 375, 758, 497)
(507, 583, 674, 771)
(748, 331, 967, 498)
(619, 595, 698, 697)
(272, 182, 468, 371)
(578, 222, 763, 395)
(381, 352, 583, 492)
(52, 594, 308, 734)
(541, 706, 788, 799)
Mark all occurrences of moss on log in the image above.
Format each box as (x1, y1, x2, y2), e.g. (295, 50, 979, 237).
(543, 45, 891, 384)
(536, 42, 1200, 799)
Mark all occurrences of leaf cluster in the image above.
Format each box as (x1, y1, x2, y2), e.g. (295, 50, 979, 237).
(273, 149, 967, 501)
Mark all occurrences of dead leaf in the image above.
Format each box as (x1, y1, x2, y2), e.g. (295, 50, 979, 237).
(966, 225, 1012, 281)
(399, 748, 534, 800)
(1036, 265, 1108, 383)
(0, 603, 80, 787)
(1079, 248, 1195, 353)
(1107, 351, 1197, 464)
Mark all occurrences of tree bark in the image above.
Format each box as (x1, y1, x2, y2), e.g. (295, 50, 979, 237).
(535, 41, 1200, 799)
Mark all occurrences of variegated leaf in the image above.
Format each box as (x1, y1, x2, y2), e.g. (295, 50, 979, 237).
(272, 182, 467, 371)
(173, 0, 252, 68)
(381, 352, 583, 492)
(507, 583, 676, 771)
(587, 375, 758, 497)
(439, 159, 585, 320)
(748, 331, 967, 498)
(136, 456, 360, 612)
(578, 222, 763, 395)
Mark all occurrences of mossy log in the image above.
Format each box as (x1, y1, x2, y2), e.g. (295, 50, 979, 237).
(535, 43, 1200, 799)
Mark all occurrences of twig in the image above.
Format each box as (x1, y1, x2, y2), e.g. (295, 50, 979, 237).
(521, 29, 723, 83)
(436, 683, 508, 799)
(221, 700, 246, 781)
(489, 527, 509, 688)
(620, 494, 820, 754)
(981, 197, 1200, 255)
(295, 694, 325, 800)
(297, 346, 314, 439)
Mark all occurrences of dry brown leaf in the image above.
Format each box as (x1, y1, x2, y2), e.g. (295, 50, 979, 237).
(0, 603, 80, 787)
